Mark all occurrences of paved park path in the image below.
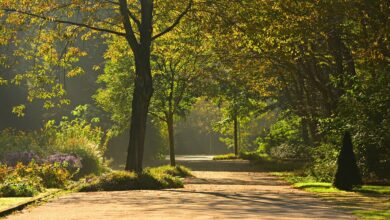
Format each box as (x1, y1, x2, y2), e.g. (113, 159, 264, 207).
(7, 156, 354, 220)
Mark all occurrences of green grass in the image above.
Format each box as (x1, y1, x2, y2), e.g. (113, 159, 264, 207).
(213, 153, 239, 160)
(274, 172, 390, 194)
(0, 189, 59, 211)
(273, 171, 390, 219)
(146, 165, 193, 178)
(353, 209, 390, 220)
(0, 197, 31, 210)
(356, 185, 390, 194)
(78, 165, 192, 192)
(293, 182, 343, 193)
(213, 152, 271, 161)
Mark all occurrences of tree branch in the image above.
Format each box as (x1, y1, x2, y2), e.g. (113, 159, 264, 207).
(104, 0, 141, 28)
(1, 8, 126, 37)
(118, 0, 140, 51)
(152, 0, 193, 41)
(149, 111, 167, 122)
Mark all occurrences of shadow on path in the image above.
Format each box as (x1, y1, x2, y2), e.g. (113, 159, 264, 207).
(7, 155, 355, 220)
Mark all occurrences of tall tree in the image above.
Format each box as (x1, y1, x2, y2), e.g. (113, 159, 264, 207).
(0, 0, 193, 172)
(150, 25, 206, 166)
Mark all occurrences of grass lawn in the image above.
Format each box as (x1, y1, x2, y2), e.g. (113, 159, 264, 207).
(0, 197, 31, 210)
(0, 189, 60, 211)
(274, 172, 390, 220)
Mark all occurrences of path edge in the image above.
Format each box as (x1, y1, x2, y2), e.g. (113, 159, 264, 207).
(0, 189, 61, 218)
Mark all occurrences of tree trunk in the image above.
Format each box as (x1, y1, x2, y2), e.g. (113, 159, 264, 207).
(125, 52, 153, 172)
(167, 114, 176, 166)
(233, 114, 239, 156)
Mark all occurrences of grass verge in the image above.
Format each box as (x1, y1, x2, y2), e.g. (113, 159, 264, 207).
(0, 198, 30, 211)
(77, 165, 192, 192)
(213, 153, 239, 160)
(0, 189, 60, 211)
(273, 172, 390, 220)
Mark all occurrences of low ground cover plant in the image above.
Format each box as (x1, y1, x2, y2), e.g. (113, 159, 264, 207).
(78, 165, 191, 192)
(0, 162, 76, 197)
(213, 153, 239, 160)
(213, 151, 271, 161)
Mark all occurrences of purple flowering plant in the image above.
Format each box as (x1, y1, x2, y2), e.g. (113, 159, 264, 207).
(2, 151, 41, 166)
(46, 153, 82, 173)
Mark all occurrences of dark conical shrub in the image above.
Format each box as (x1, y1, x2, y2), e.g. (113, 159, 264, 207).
(333, 132, 362, 190)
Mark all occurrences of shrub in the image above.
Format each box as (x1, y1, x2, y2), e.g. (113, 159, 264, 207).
(239, 151, 270, 161)
(78, 166, 186, 192)
(0, 130, 45, 159)
(147, 165, 192, 178)
(0, 164, 8, 182)
(2, 151, 42, 166)
(213, 153, 239, 160)
(269, 143, 309, 160)
(0, 108, 108, 180)
(0, 180, 40, 197)
(46, 153, 82, 174)
(79, 171, 138, 192)
(38, 163, 71, 188)
(0, 163, 44, 197)
(333, 132, 362, 190)
(0, 162, 73, 196)
(60, 143, 105, 179)
(308, 143, 338, 182)
(140, 170, 183, 189)
(44, 112, 107, 178)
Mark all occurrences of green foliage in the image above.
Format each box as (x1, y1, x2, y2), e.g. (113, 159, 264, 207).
(276, 172, 389, 194)
(0, 129, 49, 159)
(355, 185, 390, 195)
(78, 165, 190, 192)
(353, 209, 390, 220)
(0, 164, 8, 182)
(38, 162, 71, 188)
(0, 107, 107, 179)
(94, 39, 134, 133)
(0, 181, 40, 197)
(333, 132, 362, 190)
(255, 113, 311, 162)
(1, 165, 43, 197)
(5, 162, 72, 190)
(58, 144, 104, 179)
(309, 143, 339, 182)
(239, 151, 271, 161)
(293, 182, 344, 193)
(276, 172, 390, 220)
(78, 171, 138, 192)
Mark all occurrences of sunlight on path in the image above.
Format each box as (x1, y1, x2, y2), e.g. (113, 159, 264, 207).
(7, 157, 355, 220)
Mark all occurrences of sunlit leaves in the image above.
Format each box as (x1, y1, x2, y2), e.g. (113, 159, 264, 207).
(12, 104, 26, 117)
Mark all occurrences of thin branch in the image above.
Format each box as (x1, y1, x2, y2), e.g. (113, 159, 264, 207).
(104, 0, 141, 28)
(149, 111, 167, 122)
(1, 8, 126, 37)
(152, 0, 193, 41)
(126, 8, 141, 29)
